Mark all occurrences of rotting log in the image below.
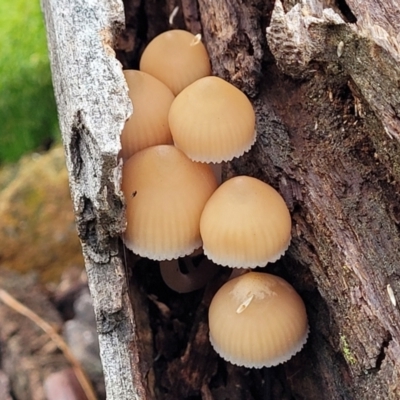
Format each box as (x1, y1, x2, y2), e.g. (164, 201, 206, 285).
(41, 1, 150, 399)
(42, 0, 400, 399)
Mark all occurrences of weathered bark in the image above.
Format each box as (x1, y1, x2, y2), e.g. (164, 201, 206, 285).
(41, 1, 150, 399)
(42, 0, 400, 399)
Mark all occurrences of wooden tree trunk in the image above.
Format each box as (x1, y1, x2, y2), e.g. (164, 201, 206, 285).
(42, 0, 400, 399)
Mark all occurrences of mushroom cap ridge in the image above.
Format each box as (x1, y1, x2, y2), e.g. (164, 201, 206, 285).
(140, 29, 211, 95)
(122, 145, 218, 260)
(120, 70, 175, 160)
(208, 271, 309, 368)
(168, 76, 256, 163)
(200, 175, 292, 268)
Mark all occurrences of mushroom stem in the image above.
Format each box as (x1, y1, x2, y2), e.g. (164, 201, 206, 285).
(210, 162, 222, 185)
(228, 267, 250, 280)
(160, 250, 220, 293)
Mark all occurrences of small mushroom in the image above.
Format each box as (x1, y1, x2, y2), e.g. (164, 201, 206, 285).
(200, 176, 292, 268)
(208, 271, 309, 368)
(120, 70, 175, 160)
(159, 249, 220, 293)
(168, 76, 256, 163)
(122, 145, 218, 260)
(139, 29, 211, 95)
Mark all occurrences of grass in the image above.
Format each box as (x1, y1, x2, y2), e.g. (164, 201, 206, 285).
(0, 0, 59, 164)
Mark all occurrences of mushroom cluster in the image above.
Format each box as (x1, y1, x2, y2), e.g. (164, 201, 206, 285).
(120, 29, 308, 369)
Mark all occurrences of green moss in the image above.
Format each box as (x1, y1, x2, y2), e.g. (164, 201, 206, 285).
(340, 334, 357, 365)
(0, 0, 59, 164)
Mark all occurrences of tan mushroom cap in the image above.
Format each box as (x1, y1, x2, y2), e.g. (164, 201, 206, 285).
(208, 272, 309, 368)
(168, 76, 256, 163)
(200, 176, 291, 268)
(120, 70, 175, 160)
(139, 30, 211, 95)
(122, 145, 218, 260)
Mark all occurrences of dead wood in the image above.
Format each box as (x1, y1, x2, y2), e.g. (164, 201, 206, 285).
(41, 0, 400, 399)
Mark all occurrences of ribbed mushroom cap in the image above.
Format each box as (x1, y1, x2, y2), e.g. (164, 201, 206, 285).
(139, 30, 211, 95)
(200, 176, 291, 268)
(122, 145, 218, 260)
(168, 76, 256, 163)
(120, 70, 175, 160)
(208, 272, 309, 368)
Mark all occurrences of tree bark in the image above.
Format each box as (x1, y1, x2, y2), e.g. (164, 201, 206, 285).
(42, 0, 400, 399)
(41, 1, 151, 399)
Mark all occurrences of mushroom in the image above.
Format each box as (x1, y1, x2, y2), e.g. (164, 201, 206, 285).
(120, 70, 175, 160)
(200, 176, 292, 268)
(121, 145, 218, 261)
(139, 29, 211, 96)
(208, 271, 309, 368)
(168, 76, 256, 164)
(159, 248, 220, 293)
